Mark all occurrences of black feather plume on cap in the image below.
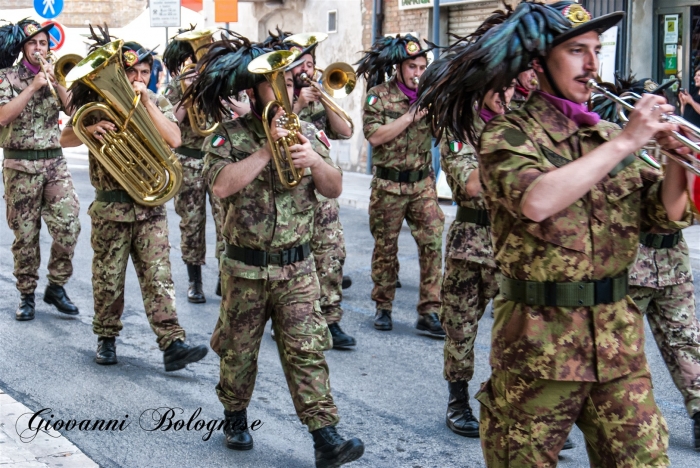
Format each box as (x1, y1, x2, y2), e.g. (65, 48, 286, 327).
(182, 33, 270, 123)
(0, 18, 54, 68)
(163, 24, 197, 77)
(589, 74, 675, 124)
(355, 34, 433, 91)
(261, 27, 293, 50)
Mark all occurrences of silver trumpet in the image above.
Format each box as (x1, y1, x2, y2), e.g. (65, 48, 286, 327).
(412, 76, 420, 85)
(587, 79, 700, 175)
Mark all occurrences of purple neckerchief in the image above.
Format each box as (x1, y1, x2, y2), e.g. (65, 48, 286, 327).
(479, 108, 498, 123)
(22, 59, 41, 75)
(536, 90, 601, 127)
(396, 79, 418, 105)
(250, 105, 263, 122)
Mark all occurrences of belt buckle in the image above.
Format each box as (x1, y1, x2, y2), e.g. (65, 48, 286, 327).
(594, 277, 613, 304)
(268, 253, 281, 266)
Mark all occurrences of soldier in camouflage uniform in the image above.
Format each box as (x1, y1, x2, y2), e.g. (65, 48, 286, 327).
(282, 37, 356, 349)
(418, 2, 693, 465)
(358, 34, 445, 337)
(0, 19, 81, 321)
(438, 84, 514, 438)
(510, 68, 538, 110)
(189, 38, 363, 466)
(60, 33, 207, 372)
(163, 28, 224, 304)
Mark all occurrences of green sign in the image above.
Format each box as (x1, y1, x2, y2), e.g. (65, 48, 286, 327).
(665, 44, 678, 75)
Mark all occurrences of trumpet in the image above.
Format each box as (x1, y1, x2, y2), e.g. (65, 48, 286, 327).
(300, 62, 355, 132)
(412, 76, 420, 85)
(587, 79, 700, 176)
(248, 50, 304, 189)
(33, 51, 57, 99)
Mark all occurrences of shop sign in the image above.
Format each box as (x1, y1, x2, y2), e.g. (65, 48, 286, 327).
(398, 0, 433, 10)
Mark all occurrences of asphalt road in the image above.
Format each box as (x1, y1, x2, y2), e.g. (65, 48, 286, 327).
(0, 156, 698, 467)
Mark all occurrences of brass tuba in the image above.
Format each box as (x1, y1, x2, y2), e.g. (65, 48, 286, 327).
(248, 50, 304, 189)
(54, 53, 83, 88)
(65, 40, 182, 206)
(174, 27, 219, 136)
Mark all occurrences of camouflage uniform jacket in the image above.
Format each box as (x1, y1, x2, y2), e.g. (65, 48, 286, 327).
(202, 112, 339, 281)
(68, 90, 178, 222)
(363, 77, 433, 196)
(628, 238, 693, 288)
(479, 91, 692, 383)
(0, 62, 64, 174)
(163, 80, 207, 170)
(440, 120, 495, 267)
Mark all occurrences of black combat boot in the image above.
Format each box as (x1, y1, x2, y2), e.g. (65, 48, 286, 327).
(223, 409, 253, 450)
(396, 279, 402, 288)
(43, 283, 79, 315)
(15, 293, 35, 321)
(693, 412, 700, 451)
(163, 339, 208, 372)
(341, 276, 352, 289)
(186, 264, 206, 303)
(215, 273, 222, 297)
(373, 309, 392, 331)
(562, 437, 574, 450)
(446, 381, 479, 438)
(328, 323, 356, 349)
(416, 313, 446, 338)
(95, 337, 118, 365)
(311, 425, 364, 468)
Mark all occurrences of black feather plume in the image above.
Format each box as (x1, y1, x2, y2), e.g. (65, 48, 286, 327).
(416, 1, 571, 145)
(163, 24, 198, 77)
(182, 34, 269, 123)
(86, 23, 113, 53)
(0, 21, 26, 68)
(355, 34, 431, 91)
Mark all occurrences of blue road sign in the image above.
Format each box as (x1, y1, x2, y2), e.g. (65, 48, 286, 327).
(34, 0, 63, 20)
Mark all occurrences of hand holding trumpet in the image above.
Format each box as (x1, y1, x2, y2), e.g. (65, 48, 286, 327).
(32, 52, 57, 99)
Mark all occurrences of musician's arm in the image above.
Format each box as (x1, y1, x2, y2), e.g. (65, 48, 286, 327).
(59, 125, 81, 147)
(0, 80, 41, 126)
(143, 96, 181, 148)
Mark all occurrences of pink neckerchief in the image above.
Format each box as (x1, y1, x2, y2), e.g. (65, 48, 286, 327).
(22, 59, 41, 75)
(536, 90, 601, 127)
(396, 79, 418, 105)
(479, 107, 498, 123)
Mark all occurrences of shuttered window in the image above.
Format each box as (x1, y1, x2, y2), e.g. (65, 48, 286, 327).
(447, 1, 500, 44)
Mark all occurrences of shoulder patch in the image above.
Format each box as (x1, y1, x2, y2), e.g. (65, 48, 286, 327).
(540, 146, 571, 168)
(164, 87, 172, 96)
(316, 130, 331, 150)
(502, 128, 527, 147)
(367, 95, 378, 106)
(449, 141, 463, 153)
(211, 134, 227, 148)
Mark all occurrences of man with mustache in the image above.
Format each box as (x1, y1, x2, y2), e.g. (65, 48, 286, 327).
(0, 19, 81, 321)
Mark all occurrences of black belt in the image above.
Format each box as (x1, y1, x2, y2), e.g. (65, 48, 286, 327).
(225, 243, 311, 267)
(639, 231, 681, 249)
(374, 165, 431, 183)
(500, 272, 629, 307)
(175, 146, 205, 159)
(3, 148, 62, 160)
(95, 189, 133, 204)
(456, 206, 490, 226)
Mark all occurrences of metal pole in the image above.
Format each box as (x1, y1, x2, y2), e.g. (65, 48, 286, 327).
(367, 0, 381, 174)
(430, 0, 441, 176)
(164, 27, 170, 85)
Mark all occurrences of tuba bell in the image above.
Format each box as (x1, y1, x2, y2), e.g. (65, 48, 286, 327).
(173, 27, 219, 137)
(54, 53, 83, 88)
(248, 50, 304, 189)
(65, 40, 182, 206)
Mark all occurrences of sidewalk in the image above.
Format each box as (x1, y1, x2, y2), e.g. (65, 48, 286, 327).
(0, 388, 97, 467)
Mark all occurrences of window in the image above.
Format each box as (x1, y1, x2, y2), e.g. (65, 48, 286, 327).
(328, 10, 337, 33)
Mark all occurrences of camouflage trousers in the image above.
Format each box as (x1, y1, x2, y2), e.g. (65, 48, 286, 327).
(174, 160, 224, 265)
(91, 214, 185, 350)
(476, 368, 669, 467)
(440, 258, 498, 382)
(311, 198, 346, 324)
(369, 185, 444, 314)
(3, 162, 80, 294)
(212, 267, 339, 431)
(630, 282, 700, 418)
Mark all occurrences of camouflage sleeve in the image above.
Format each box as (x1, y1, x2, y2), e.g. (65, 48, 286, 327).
(362, 91, 385, 139)
(301, 121, 342, 175)
(478, 119, 547, 218)
(440, 137, 477, 194)
(148, 89, 178, 123)
(163, 80, 181, 107)
(639, 163, 693, 231)
(202, 122, 237, 189)
(0, 70, 14, 108)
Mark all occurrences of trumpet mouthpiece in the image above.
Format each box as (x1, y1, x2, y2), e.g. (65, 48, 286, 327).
(412, 77, 419, 85)
(586, 79, 598, 89)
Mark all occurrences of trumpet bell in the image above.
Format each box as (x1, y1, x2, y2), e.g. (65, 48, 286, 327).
(283, 32, 329, 49)
(248, 50, 298, 74)
(174, 27, 219, 62)
(321, 62, 356, 98)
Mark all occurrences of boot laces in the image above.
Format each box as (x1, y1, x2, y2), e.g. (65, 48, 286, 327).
(319, 426, 344, 447)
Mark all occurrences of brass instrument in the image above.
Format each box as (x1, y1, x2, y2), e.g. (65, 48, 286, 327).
(284, 32, 329, 50)
(248, 50, 304, 189)
(587, 79, 700, 175)
(300, 62, 355, 132)
(54, 54, 82, 87)
(173, 27, 219, 136)
(33, 51, 57, 98)
(65, 40, 183, 206)
(412, 76, 420, 85)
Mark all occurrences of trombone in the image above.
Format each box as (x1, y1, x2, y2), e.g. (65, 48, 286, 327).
(300, 62, 356, 132)
(587, 79, 700, 176)
(33, 51, 57, 99)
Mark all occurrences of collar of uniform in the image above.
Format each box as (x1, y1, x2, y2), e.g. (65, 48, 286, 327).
(243, 111, 267, 142)
(17, 61, 34, 82)
(525, 93, 611, 143)
(386, 77, 409, 104)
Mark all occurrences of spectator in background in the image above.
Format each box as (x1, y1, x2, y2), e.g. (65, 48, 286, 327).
(149, 55, 164, 93)
(679, 66, 700, 127)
